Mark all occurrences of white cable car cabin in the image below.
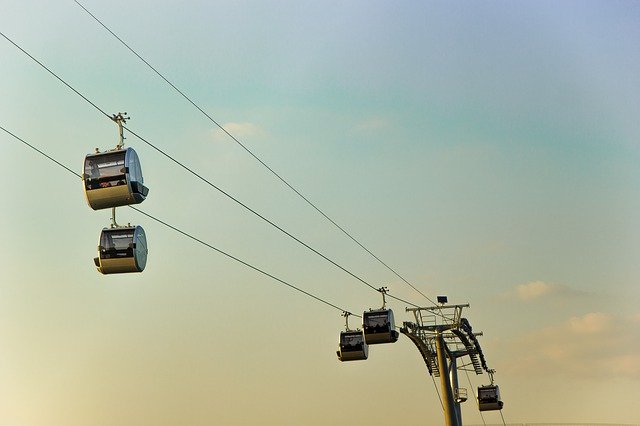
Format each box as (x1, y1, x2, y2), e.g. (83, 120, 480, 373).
(336, 330, 368, 362)
(477, 385, 503, 411)
(362, 309, 399, 345)
(83, 147, 148, 210)
(94, 226, 148, 274)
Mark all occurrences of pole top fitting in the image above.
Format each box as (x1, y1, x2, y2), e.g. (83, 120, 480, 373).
(377, 286, 389, 309)
(112, 112, 130, 149)
(111, 112, 129, 124)
(342, 311, 353, 330)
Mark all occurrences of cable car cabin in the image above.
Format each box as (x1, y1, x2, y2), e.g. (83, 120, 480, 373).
(83, 147, 149, 210)
(94, 226, 148, 274)
(477, 385, 503, 411)
(362, 309, 399, 345)
(336, 330, 368, 362)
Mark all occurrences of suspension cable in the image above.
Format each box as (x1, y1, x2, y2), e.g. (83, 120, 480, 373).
(0, 30, 421, 309)
(0, 123, 357, 317)
(72, 0, 439, 307)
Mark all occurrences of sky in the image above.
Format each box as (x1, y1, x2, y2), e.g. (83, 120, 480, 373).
(1, 1, 639, 425)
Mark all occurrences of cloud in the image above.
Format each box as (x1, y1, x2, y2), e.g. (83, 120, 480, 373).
(501, 312, 640, 380)
(515, 281, 554, 301)
(503, 280, 587, 302)
(212, 122, 264, 143)
(567, 312, 613, 334)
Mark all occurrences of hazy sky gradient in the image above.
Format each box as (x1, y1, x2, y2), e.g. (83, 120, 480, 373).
(1, 1, 639, 425)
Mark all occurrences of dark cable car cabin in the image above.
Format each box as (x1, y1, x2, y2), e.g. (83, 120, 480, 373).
(477, 385, 503, 411)
(363, 308, 399, 345)
(336, 330, 368, 362)
(83, 147, 148, 210)
(94, 226, 148, 274)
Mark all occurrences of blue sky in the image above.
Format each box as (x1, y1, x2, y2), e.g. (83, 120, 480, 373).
(1, 1, 639, 425)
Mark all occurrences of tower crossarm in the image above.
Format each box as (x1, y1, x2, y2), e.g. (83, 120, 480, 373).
(451, 328, 483, 374)
(460, 318, 490, 372)
(401, 322, 440, 377)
